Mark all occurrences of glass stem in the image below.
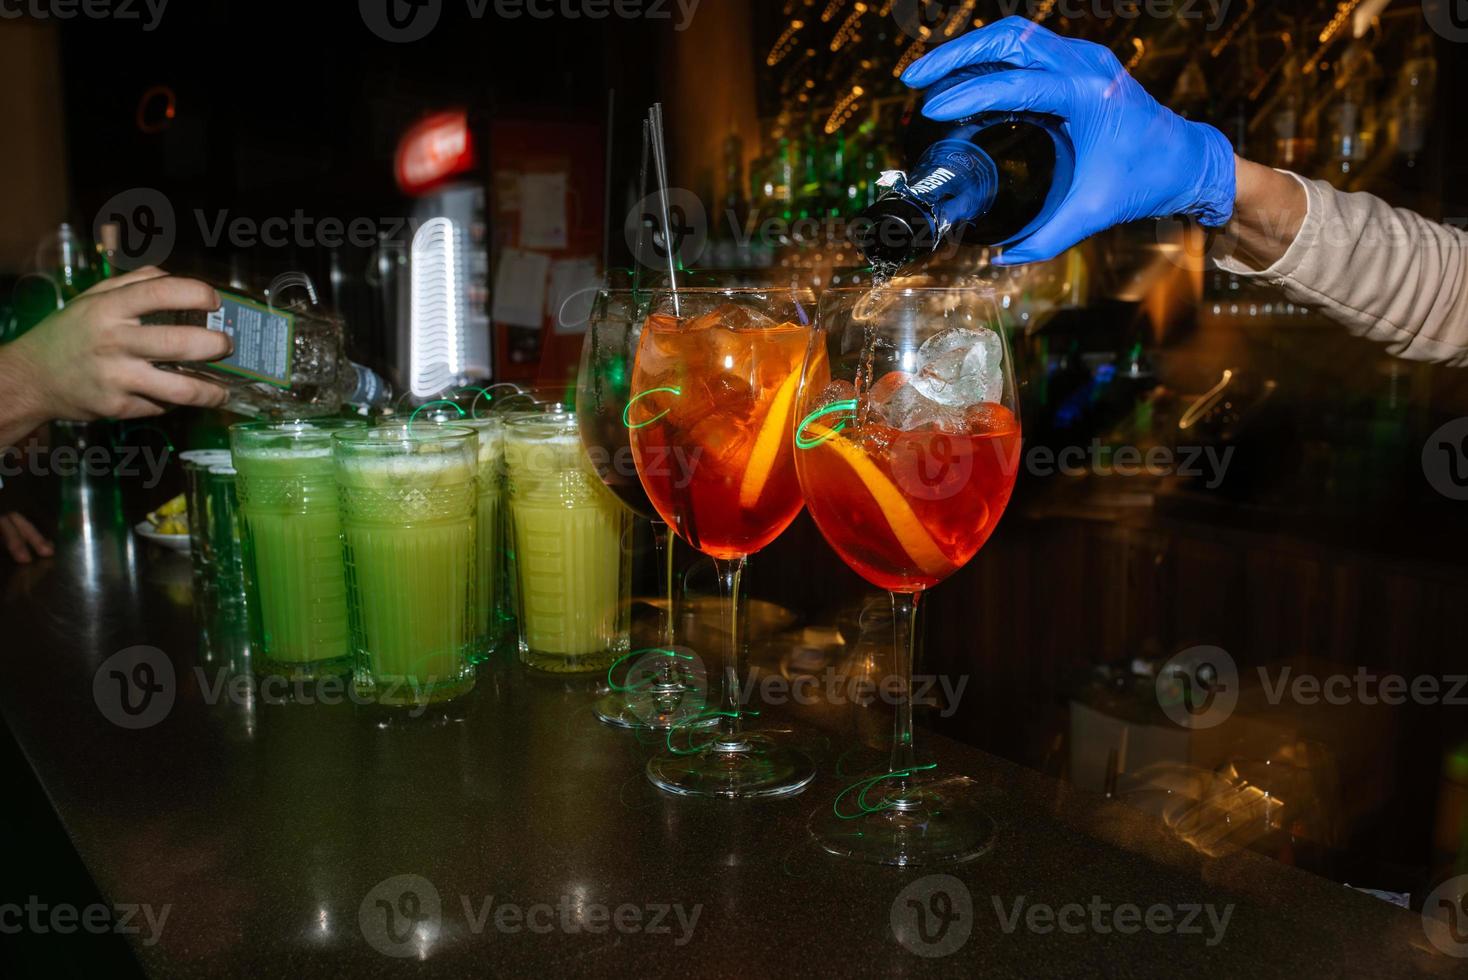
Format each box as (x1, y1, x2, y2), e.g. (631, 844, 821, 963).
(650, 519, 682, 693)
(889, 590, 923, 799)
(651, 519, 675, 651)
(713, 555, 749, 751)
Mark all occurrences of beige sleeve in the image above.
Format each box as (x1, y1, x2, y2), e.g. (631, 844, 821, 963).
(1214, 172, 1468, 367)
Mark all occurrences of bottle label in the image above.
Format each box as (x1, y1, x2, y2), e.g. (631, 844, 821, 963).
(204, 291, 294, 389)
(346, 363, 389, 410)
(905, 139, 999, 238)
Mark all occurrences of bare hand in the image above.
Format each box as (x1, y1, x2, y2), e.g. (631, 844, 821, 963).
(0, 512, 54, 564)
(4, 267, 232, 426)
(1224, 158, 1309, 272)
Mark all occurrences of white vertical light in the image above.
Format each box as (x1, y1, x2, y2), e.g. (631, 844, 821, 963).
(409, 216, 463, 398)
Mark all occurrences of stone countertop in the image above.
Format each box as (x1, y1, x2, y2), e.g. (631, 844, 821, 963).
(0, 502, 1447, 978)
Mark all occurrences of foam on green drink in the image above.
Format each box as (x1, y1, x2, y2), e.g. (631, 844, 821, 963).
(336, 425, 478, 706)
(231, 421, 363, 679)
(505, 414, 629, 673)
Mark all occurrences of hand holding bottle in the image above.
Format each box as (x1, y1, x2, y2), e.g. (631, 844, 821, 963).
(0, 267, 229, 447)
(902, 17, 1237, 265)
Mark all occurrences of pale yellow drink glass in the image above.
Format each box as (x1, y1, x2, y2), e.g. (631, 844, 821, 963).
(503, 413, 630, 673)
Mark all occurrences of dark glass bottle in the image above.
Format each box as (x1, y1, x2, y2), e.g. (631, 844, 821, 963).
(853, 64, 1072, 268)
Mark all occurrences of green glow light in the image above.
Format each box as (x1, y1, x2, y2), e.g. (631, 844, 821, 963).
(407, 399, 467, 437)
(795, 399, 858, 450)
(623, 386, 681, 430)
(606, 647, 693, 693)
(832, 763, 938, 820)
(453, 386, 494, 419)
(665, 708, 761, 756)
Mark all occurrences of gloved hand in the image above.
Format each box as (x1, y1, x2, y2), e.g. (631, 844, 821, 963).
(901, 17, 1237, 265)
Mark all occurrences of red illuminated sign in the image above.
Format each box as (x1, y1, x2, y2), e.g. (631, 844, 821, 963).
(395, 110, 475, 195)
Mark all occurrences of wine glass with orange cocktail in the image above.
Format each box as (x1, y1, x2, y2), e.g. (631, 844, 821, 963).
(628, 286, 817, 799)
(576, 288, 711, 730)
(794, 282, 1021, 864)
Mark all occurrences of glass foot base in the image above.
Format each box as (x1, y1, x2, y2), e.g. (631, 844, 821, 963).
(593, 689, 715, 731)
(809, 778, 996, 867)
(647, 732, 815, 799)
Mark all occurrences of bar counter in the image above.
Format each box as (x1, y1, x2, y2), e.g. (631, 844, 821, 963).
(0, 487, 1443, 978)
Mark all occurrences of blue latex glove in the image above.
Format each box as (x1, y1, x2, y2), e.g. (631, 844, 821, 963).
(901, 17, 1237, 266)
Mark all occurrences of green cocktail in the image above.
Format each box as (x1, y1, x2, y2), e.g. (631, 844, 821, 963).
(231, 420, 364, 680)
(504, 413, 630, 674)
(335, 424, 478, 706)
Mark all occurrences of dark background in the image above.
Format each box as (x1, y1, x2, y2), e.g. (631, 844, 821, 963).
(4, 2, 1468, 973)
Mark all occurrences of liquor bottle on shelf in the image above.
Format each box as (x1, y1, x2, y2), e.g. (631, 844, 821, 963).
(1169, 53, 1211, 122)
(795, 120, 823, 227)
(54, 222, 94, 302)
(721, 126, 750, 237)
(842, 116, 881, 213)
(146, 275, 392, 419)
(775, 135, 796, 222)
(8, 224, 85, 339)
(858, 143, 881, 210)
(1323, 40, 1379, 179)
(850, 63, 1073, 269)
(1391, 30, 1437, 172)
(821, 128, 848, 218)
(1270, 50, 1316, 172)
(748, 150, 770, 214)
(93, 222, 119, 281)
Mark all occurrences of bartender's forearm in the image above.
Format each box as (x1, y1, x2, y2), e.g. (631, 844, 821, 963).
(0, 344, 49, 450)
(1224, 157, 1308, 271)
(1215, 158, 1468, 366)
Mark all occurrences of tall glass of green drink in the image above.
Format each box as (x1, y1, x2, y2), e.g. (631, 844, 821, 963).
(231, 420, 364, 681)
(334, 423, 479, 707)
(382, 402, 507, 663)
(504, 412, 630, 674)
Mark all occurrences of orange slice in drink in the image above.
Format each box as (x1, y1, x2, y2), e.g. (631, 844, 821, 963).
(807, 423, 952, 579)
(738, 366, 803, 509)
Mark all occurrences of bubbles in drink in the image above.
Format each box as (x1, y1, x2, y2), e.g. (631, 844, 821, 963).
(910, 326, 1004, 407)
